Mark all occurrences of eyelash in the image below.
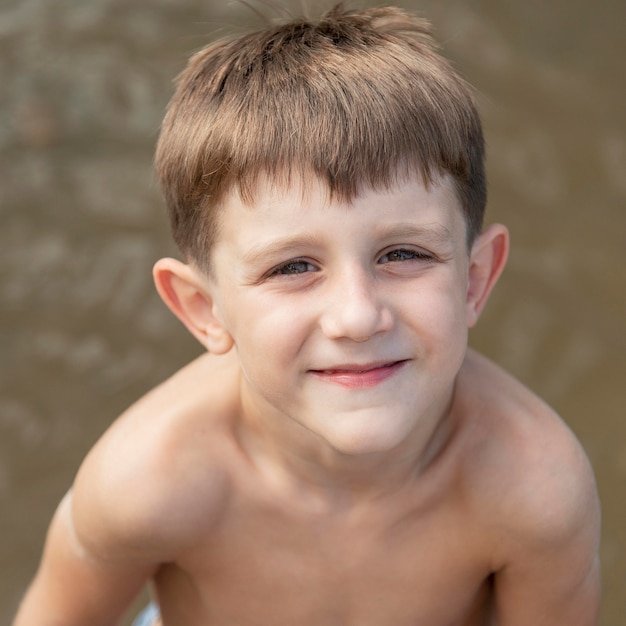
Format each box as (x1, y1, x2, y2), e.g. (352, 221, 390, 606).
(266, 248, 434, 279)
(378, 248, 433, 264)
(268, 259, 317, 277)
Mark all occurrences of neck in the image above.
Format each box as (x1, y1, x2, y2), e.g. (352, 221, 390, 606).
(236, 382, 459, 506)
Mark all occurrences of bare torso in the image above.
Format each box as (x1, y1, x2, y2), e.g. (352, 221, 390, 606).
(67, 349, 595, 626)
(112, 350, 507, 626)
(153, 439, 495, 626)
(156, 511, 493, 625)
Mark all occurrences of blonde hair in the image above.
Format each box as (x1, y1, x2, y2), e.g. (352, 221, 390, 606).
(155, 4, 486, 270)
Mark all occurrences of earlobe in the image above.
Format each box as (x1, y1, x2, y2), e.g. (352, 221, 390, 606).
(466, 224, 509, 328)
(152, 258, 234, 354)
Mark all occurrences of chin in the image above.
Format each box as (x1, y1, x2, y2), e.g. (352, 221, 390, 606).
(322, 421, 412, 457)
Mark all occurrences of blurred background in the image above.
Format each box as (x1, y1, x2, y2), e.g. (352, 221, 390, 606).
(1, 0, 624, 623)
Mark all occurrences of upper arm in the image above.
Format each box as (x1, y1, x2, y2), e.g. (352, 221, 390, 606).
(13, 358, 231, 626)
(13, 421, 218, 626)
(491, 424, 601, 626)
(13, 491, 157, 626)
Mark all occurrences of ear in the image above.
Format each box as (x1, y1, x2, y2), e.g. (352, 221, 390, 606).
(466, 224, 509, 328)
(152, 258, 234, 354)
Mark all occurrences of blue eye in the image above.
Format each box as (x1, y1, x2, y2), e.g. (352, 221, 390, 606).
(379, 249, 431, 263)
(270, 260, 316, 276)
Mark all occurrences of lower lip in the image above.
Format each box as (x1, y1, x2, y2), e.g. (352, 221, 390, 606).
(310, 361, 407, 389)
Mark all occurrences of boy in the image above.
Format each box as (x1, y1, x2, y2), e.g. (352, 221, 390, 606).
(13, 5, 600, 626)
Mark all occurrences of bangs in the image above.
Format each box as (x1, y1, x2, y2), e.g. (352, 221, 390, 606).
(156, 6, 486, 267)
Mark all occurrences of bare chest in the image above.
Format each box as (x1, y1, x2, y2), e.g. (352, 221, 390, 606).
(156, 497, 493, 626)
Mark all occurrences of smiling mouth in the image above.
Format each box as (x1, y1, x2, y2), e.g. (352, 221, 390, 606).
(310, 360, 408, 388)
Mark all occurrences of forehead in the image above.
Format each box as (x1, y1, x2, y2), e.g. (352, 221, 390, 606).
(203, 173, 469, 279)
(217, 172, 464, 233)
(204, 174, 468, 280)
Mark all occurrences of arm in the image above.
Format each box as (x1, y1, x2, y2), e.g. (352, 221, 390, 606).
(492, 440, 601, 625)
(13, 356, 232, 626)
(13, 492, 158, 626)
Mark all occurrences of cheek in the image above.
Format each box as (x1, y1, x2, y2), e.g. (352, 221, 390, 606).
(260, 295, 305, 331)
(406, 276, 469, 346)
(223, 291, 310, 362)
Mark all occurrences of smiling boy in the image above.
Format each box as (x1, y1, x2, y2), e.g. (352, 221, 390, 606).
(13, 5, 600, 626)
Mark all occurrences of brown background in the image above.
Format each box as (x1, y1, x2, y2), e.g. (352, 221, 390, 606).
(1, 0, 624, 624)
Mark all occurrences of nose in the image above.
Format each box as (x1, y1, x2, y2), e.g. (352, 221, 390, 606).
(319, 268, 393, 342)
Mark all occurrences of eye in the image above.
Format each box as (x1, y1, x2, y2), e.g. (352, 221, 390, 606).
(378, 248, 432, 264)
(269, 259, 318, 276)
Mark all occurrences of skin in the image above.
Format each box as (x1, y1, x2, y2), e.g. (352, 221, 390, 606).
(13, 175, 600, 626)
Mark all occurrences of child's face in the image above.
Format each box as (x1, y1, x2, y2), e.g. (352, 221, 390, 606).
(207, 174, 473, 455)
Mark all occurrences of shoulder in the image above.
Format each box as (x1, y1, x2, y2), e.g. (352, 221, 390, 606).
(71, 351, 241, 562)
(455, 351, 600, 558)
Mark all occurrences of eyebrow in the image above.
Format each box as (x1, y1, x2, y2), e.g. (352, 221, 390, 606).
(241, 222, 454, 267)
(241, 234, 324, 267)
(376, 222, 453, 247)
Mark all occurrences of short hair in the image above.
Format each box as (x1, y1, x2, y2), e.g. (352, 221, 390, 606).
(155, 4, 486, 271)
